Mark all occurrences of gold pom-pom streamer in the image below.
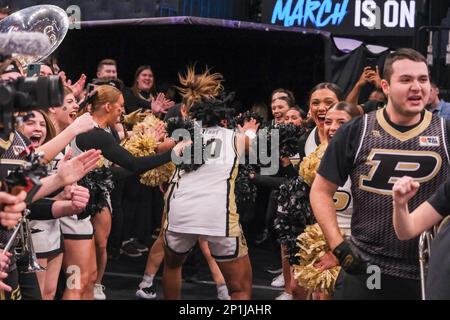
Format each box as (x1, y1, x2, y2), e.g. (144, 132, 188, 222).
(123, 108, 145, 126)
(299, 142, 328, 186)
(140, 161, 176, 187)
(122, 119, 175, 187)
(293, 223, 341, 295)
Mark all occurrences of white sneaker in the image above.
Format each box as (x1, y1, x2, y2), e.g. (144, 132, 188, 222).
(271, 273, 285, 288)
(136, 284, 157, 300)
(275, 291, 293, 300)
(94, 283, 106, 300)
(217, 284, 230, 300)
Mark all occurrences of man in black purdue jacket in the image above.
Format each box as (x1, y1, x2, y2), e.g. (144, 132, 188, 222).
(311, 48, 450, 299)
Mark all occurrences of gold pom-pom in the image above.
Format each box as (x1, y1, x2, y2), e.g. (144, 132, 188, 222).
(131, 113, 164, 138)
(123, 130, 175, 187)
(123, 108, 144, 126)
(140, 162, 176, 187)
(293, 223, 340, 295)
(299, 142, 328, 186)
(123, 133, 157, 157)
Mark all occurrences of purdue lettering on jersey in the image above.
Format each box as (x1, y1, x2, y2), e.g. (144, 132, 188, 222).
(334, 190, 351, 211)
(351, 109, 450, 279)
(360, 149, 442, 195)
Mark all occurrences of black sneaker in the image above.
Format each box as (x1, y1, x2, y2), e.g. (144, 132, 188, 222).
(264, 265, 283, 275)
(136, 284, 156, 300)
(120, 241, 142, 257)
(131, 239, 149, 253)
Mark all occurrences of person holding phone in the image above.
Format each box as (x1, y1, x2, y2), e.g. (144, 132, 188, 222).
(345, 64, 383, 110)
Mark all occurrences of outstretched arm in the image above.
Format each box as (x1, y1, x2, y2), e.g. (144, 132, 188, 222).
(32, 149, 101, 201)
(38, 113, 95, 163)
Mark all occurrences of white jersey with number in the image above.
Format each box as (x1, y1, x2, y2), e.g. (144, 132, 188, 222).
(304, 127, 353, 234)
(166, 126, 240, 237)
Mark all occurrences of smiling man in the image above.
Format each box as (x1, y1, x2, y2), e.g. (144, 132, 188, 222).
(310, 48, 450, 299)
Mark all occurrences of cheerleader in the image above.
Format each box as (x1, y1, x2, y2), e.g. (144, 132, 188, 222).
(17, 110, 90, 300)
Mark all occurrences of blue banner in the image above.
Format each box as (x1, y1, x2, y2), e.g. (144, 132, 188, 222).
(262, 0, 422, 36)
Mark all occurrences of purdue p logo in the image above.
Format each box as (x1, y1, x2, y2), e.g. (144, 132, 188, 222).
(360, 149, 442, 195)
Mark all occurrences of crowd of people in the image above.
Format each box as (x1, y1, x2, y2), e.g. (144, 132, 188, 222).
(1, 46, 450, 301)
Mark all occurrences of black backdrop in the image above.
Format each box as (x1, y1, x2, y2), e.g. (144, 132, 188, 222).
(56, 21, 327, 112)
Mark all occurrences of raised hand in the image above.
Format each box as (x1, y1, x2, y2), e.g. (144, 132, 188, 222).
(154, 122, 167, 142)
(151, 93, 174, 114)
(238, 118, 259, 134)
(57, 148, 102, 186)
(70, 74, 87, 98)
(392, 176, 420, 206)
(173, 140, 193, 157)
(71, 112, 96, 135)
(367, 66, 381, 88)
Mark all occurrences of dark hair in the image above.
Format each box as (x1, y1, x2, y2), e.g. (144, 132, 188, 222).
(93, 77, 124, 91)
(272, 95, 295, 108)
(97, 59, 117, 71)
(328, 101, 360, 118)
(288, 106, 306, 119)
(271, 88, 296, 104)
(131, 65, 155, 98)
(308, 82, 343, 103)
(383, 48, 427, 83)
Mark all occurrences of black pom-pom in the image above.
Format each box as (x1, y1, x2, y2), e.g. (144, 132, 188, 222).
(231, 111, 265, 129)
(274, 176, 316, 265)
(271, 123, 305, 158)
(166, 117, 206, 172)
(235, 164, 259, 208)
(78, 167, 114, 219)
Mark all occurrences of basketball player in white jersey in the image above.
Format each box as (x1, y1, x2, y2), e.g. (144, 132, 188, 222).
(163, 69, 259, 300)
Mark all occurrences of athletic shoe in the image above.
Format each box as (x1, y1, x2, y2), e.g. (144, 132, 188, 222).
(264, 266, 283, 275)
(136, 284, 157, 300)
(217, 284, 230, 300)
(120, 241, 142, 257)
(275, 291, 293, 300)
(131, 239, 149, 253)
(271, 273, 285, 288)
(94, 284, 106, 300)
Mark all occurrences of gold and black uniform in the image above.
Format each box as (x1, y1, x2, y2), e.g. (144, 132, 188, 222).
(319, 109, 450, 290)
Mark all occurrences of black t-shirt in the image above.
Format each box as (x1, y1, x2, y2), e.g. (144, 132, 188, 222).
(123, 87, 151, 114)
(428, 177, 450, 217)
(318, 110, 450, 186)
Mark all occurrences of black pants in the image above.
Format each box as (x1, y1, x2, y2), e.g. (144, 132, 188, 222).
(334, 269, 421, 300)
(2, 269, 21, 300)
(122, 176, 164, 246)
(2, 269, 42, 300)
